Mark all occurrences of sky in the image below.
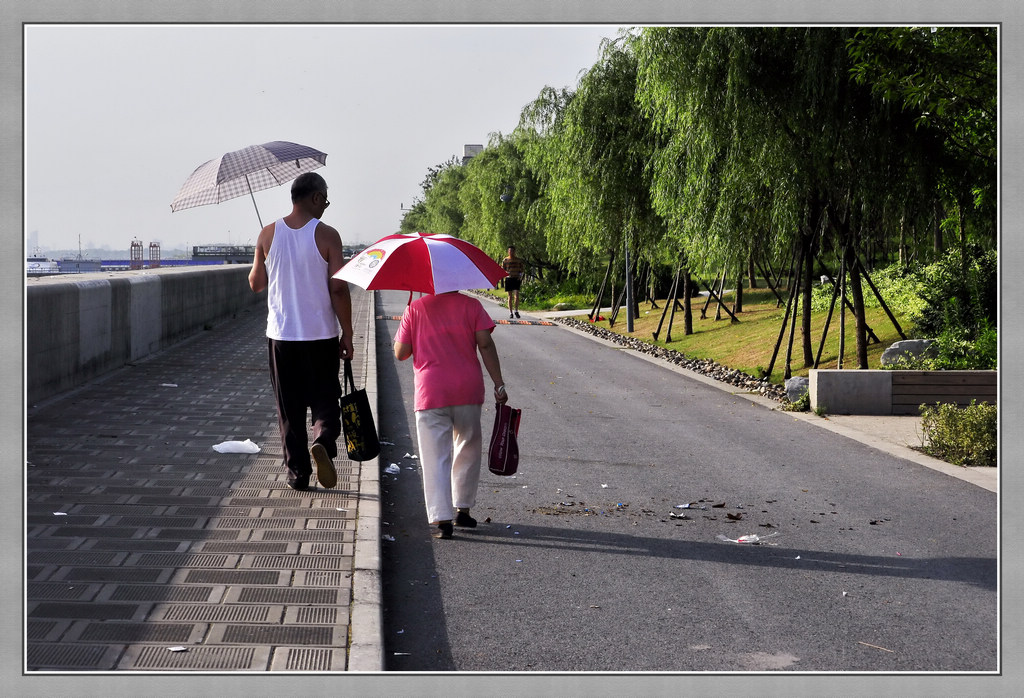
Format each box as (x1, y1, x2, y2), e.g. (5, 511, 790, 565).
(24, 23, 627, 254)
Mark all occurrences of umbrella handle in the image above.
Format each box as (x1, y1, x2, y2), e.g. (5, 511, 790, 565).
(407, 290, 413, 306)
(245, 174, 264, 228)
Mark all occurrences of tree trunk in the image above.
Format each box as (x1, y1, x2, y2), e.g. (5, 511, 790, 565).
(958, 198, 969, 280)
(839, 259, 846, 369)
(590, 253, 614, 322)
(682, 269, 693, 335)
(733, 264, 744, 314)
(754, 257, 784, 304)
(747, 255, 758, 288)
(801, 234, 815, 367)
(765, 246, 803, 379)
(714, 268, 726, 320)
(898, 211, 907, 267)
(625, 240, 635, 333)
(653, 257, 681, 341)
(933, 198, 944, 259)
(846, 247, 870, 369)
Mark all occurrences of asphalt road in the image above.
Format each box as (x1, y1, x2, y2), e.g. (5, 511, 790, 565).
(373, 290, 997, 675)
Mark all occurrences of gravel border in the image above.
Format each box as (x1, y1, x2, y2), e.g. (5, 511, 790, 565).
(554, 316, 789, 403)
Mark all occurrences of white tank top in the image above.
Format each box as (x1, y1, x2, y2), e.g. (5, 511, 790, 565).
(265, 218, 339, 341)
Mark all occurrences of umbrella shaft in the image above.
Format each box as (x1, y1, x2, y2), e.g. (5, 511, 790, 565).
(246, 174, 264, 228)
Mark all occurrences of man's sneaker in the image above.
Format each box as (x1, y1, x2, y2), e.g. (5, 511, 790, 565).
(514, 311, 520, 319)
(455, 509, 477, 528)
(509, 312, 515, 319)
(311, 443, 337, 489)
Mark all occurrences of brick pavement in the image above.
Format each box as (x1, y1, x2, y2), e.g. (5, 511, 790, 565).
(25, 287, 380, 672)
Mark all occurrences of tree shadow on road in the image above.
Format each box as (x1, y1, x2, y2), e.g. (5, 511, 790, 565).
(449, 520, 996, 592)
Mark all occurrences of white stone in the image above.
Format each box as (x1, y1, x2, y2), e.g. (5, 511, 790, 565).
(785, 376, 810, 402)
(880, 339, 936, 366)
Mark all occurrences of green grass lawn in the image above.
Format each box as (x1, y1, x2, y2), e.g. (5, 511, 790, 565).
(473, 282, 912, 386)
(570, 286, 911, 385)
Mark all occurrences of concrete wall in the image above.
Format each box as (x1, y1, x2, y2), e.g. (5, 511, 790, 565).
(810, 369, 998, 415)
(27, 266, 265, 404)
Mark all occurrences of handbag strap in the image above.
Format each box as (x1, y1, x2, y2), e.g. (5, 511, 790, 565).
(343, 359, 357, 394)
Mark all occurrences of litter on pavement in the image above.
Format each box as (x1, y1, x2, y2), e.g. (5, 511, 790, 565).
(212, 439, 260, 454)
(716, 532, 780, 544)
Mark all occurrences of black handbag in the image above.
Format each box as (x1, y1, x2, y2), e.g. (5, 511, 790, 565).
(340, 359, 380, 462)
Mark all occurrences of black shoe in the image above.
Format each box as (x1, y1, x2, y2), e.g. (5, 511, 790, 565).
(311, 443, 337, 489)
(455, 509, 477, 528)
(509, 312, 514, 319)
(288, 475, 310, 491)
(514, 311, 520, 319)
(432, 521, 454, 539)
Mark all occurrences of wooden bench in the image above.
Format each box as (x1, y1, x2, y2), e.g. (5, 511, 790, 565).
(890, 370, 997, 415)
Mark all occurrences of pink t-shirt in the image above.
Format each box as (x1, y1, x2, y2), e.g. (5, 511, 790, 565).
(395, 293, 495, 411)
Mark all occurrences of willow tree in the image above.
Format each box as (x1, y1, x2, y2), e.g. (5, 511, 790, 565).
(847, 26, 997, 264)
(458, 134, 553, 279)
(635, 27, 935, 371)
(423, 162, 468, 239)
(633, 28, 804, 353)
(522, 37, 665, 327)
(399, 156, 463, 235)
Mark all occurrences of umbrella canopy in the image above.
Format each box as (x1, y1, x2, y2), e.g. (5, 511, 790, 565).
(335, 232, 507, 294)
(170, 140, 327, 225)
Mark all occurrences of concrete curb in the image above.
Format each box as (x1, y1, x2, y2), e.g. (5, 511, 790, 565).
(347, 289, 384, 671)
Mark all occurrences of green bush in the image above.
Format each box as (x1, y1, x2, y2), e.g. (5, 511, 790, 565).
(781, 393, 810, 412)
(913, 244, 997, 340)
(517, 274, 600, 311)
(920, 400, 997, 467)
(881, 321, 997, 371)
(930, 321, 998, 370)
(809, 261, 926, 317)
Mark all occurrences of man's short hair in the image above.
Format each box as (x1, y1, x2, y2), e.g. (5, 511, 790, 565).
(291, 172, 327, 202)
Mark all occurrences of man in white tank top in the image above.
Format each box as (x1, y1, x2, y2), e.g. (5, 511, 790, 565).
(249, 172, 354, 491)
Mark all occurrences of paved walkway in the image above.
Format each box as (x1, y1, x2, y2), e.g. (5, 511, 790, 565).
(26, 287, 382, 673)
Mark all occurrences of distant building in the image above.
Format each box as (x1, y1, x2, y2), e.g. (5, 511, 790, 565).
(192, 245, 255, 264)
(58, 252, 103, 274)
(462, 144, 483, 166)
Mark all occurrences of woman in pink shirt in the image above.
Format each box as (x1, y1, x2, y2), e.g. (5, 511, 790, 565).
(394, 292, 508, 539)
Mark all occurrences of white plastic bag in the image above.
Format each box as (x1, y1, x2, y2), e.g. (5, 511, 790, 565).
(212, 439, 261, 454)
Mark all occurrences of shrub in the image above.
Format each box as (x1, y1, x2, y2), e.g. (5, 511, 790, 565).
(913, 244, 997, 340)
(920, 400, 997, 467)
(781, 393, 810, 412)
(809, 261, 926, 317)
(881, 321, 997, 371)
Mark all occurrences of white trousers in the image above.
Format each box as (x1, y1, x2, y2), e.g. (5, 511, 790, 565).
(415, 403, 483, 524)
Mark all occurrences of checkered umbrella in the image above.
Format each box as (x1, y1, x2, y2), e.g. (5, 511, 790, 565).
(170, 141, 327, 226)
(335, 232, 508, 295)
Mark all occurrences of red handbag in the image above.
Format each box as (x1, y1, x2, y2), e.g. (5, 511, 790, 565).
(488, 403, 521, 476)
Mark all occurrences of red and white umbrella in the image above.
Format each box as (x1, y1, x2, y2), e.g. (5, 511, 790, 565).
(334, 232, 507, 294)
